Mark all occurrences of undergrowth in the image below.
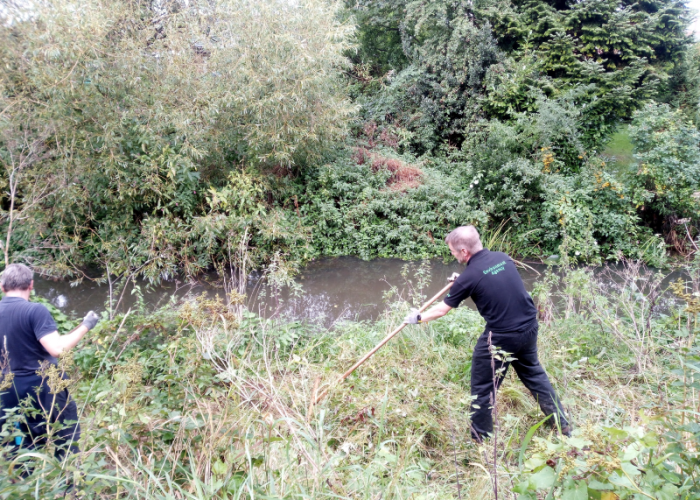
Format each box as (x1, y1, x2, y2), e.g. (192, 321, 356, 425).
(0, 259, 698, 499)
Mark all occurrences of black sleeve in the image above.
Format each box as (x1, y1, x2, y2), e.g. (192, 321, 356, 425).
(443, 273, 474, 308)
(31, 304, 58, 340)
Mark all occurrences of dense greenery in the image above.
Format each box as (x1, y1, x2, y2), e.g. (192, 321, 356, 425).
(336, 0, 699, 263)
(1, 261, 698, 498)
(0, 0, 352, 280)
(1, 2, 699, 497)
(350, 0, 691, 148)
(0, 0, 699, 281)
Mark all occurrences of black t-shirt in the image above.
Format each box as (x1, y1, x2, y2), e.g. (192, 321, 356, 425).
(0, 297, 58, 376)
(443, 249, 537, 333)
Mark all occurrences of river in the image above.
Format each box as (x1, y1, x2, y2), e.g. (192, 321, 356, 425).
(31, 256, 689, 325)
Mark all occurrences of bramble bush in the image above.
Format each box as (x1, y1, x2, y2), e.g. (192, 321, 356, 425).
(298, 109, 663, 264)
(298, 148, 486, 260)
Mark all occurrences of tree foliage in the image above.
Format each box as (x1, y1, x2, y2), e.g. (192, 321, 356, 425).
(1, 0, 698, 276)
(0, 0, 353, 278)
(629, 102, 700, 251)
(339, 0, 697, 260)
(349, 0, 693, 152)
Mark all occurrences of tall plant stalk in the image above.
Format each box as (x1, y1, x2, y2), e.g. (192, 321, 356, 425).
(488, 331, 499, 500)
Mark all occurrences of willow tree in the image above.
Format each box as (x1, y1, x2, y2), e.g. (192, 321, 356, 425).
(0, 0, 355, 278)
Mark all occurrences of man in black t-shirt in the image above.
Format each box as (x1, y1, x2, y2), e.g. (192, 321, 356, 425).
(404, 226, 569, 441)
(0, 264, 100, 458)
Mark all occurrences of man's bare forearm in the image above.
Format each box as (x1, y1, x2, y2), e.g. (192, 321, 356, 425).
(61, 324, 90, 351)
(420, 301, 452, 323)
(40, 325, 89, 357)
(39, 311, 100, 357)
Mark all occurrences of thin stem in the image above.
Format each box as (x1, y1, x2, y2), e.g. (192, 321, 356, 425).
(4, 159, 17, 267)
(488, 331, 498, 500)
(448, 396, 462, 500)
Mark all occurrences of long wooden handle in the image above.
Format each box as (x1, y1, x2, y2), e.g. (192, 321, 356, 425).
(312, 280, 454, 405)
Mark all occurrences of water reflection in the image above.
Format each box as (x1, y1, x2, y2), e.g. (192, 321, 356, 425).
(31, 256, 690, 326)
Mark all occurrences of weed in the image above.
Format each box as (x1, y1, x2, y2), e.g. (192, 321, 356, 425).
(0, 264, 698, 498)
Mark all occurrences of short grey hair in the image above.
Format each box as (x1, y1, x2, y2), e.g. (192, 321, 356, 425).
(1, 263, 33, 292)
(445, 225, 483, 254)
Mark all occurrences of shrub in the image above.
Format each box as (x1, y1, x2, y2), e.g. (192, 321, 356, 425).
(629, 102, 700, 252)
(0, 0, 354, 277)
(299, 148, 486, 260)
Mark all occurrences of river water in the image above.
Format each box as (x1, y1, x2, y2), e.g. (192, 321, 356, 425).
(31, 256, 688, 325)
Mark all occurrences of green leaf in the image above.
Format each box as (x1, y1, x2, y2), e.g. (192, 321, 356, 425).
(513, 481, 531, 493)
(529, 466, 556, 489)
(604, 427, 628, 439)
(212, 460, 228, 476)
(587, 479, 614, 490)
(561, 480, 587, 500)
(567, 437, 588, 449)
(607, 470, 634, 488)
(621, 462, 640, 477)
(519, 415, 552, 470)
(657, 483, 679, 500)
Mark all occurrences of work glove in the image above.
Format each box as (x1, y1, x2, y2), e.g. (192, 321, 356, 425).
(448, 272, 460, 282)
(404, 308, 421, 324)
(81, 311, 100, 331)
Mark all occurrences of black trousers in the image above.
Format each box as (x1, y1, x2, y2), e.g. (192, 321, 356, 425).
(0, 373, 80, 459)
(470, 324, 568, 440)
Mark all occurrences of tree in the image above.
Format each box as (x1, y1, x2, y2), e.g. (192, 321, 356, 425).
(0, 0, 354, 277)
(356, 0, 502, 153)
(347, 0, 693, 152)
(0, 108, 58, 267)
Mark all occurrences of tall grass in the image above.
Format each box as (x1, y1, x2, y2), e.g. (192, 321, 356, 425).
(0, 259, 698, 498)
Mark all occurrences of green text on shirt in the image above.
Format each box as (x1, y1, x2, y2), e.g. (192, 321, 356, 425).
(483, 261, 506, 276)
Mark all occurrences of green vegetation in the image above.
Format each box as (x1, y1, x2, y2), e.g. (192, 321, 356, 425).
(1, 0, 699, 283)
(629, 102, 700, 253)
(1, 261, 698, 498)
(2, 1, 700, 497)
(602, 126, 634, 174)
(334, 0, 699, 263)
(0, 0, 353, 281)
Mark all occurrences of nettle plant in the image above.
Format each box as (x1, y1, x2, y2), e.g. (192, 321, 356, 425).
(515, 264, 700, 500)
(514, 420, 695, 500)
(515, 339, 700, 500)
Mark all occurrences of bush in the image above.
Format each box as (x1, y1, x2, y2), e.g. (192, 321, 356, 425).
(299, 148, 486, 260)
(629, 102, 700, 252)
(0, 0, 354, 277)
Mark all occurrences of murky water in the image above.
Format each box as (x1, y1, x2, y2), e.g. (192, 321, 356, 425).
(31, 257, 538, 323)
(31, 256, 689, 325)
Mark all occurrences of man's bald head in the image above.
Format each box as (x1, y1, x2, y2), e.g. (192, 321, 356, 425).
(445, 225, 483, 257)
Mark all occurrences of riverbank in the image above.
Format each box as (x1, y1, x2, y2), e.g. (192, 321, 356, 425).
(1, 262, 698, 498)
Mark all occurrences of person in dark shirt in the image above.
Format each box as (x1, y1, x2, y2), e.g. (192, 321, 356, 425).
(404, 226, 569, 441)
(0, 263, 100, 458)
